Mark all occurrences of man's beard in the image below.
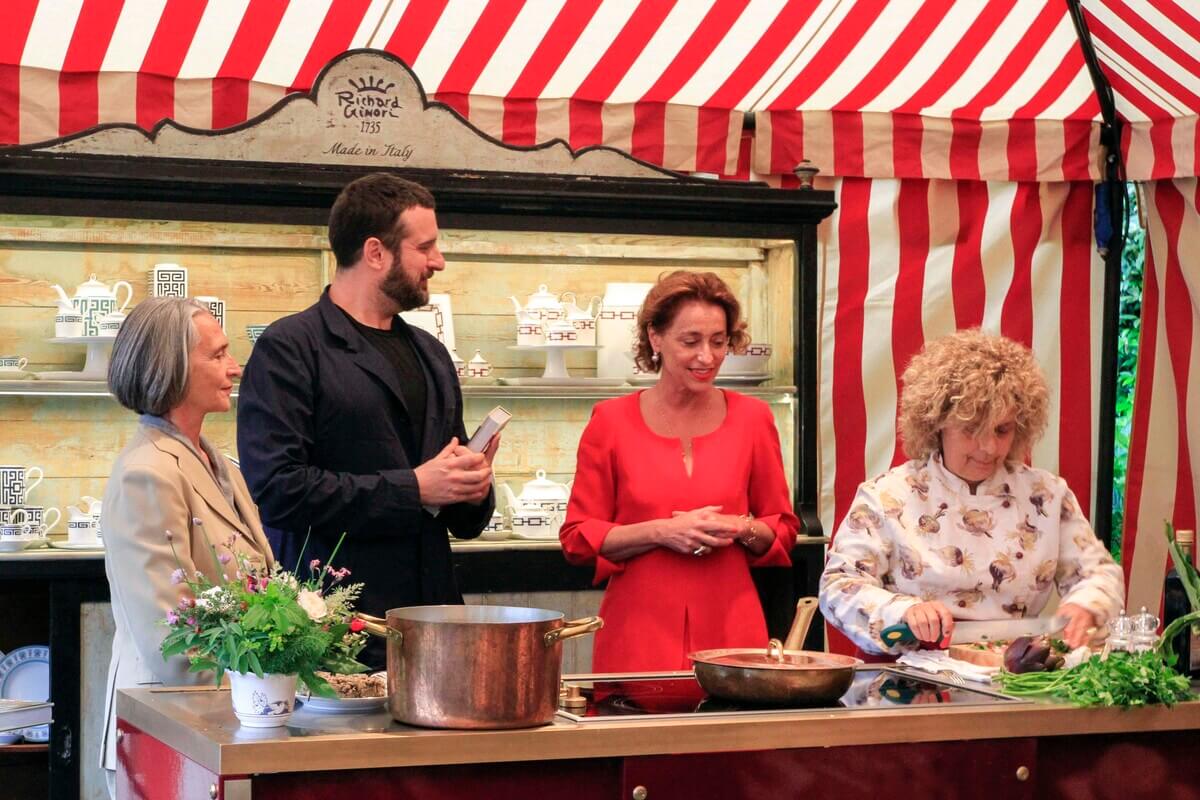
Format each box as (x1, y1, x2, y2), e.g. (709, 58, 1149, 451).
(380, 258, 429, 311)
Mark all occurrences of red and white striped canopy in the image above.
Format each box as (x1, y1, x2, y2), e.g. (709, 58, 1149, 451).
(1, 1, 1197, 179)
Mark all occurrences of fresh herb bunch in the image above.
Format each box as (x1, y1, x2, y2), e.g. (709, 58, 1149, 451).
(1160, 521, 1200, 667)
(159, 530, 369, 697)
(995, 650, 1194, 708)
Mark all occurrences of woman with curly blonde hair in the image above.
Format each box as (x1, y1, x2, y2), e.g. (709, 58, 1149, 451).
(820, 329, 1123, 657)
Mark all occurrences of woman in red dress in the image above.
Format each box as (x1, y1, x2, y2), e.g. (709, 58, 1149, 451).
(560, 271, 799, 672)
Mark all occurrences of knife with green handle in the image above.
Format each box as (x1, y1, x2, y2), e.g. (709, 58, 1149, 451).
(880, 616, 1068, 648)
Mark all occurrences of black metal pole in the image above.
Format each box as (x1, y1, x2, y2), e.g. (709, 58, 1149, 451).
(1066, 0, 1126, 548)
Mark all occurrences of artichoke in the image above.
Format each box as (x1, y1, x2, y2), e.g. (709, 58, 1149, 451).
(1003, 635, 1063, 673)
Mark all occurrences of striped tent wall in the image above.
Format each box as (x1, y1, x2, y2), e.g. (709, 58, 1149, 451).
(1122, 178, 1200, 616)
(814, 177, 1106, 654)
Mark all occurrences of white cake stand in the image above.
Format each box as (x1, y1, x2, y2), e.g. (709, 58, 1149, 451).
(39, 336, 116, 381)
(502, 344, 625, 386)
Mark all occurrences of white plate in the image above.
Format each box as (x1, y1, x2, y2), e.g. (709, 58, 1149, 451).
(509, 529, 560, 541)
(49, 541, 104, 551)
(296, 672, 387, 714)
(498, 377, 626, 387)
(0, 646, 50, 743)
(0, 538, 49, 552)
(714, 374, 771, 386)
(399, 293, 455, 351)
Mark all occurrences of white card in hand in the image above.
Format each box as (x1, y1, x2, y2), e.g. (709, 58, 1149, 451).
(468, 406, 511, 452)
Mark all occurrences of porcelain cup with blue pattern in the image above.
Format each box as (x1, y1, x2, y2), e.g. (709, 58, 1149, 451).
(0, 465, 43, 506)
(0, 355, 28, 373)
(0, 508, 33, 551)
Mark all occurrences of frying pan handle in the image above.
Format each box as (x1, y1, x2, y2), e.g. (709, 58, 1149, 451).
(783, 597, 819, 650)
(544, 616, 604, 647)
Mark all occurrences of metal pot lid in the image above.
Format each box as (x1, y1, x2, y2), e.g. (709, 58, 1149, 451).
(690, 640, 861, 671)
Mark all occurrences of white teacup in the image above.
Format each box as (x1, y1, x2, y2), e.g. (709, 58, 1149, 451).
(543, 320, 579, 345)
(0, 509, 33, 552)
(150, 264, 188, 298)
(56, 311, 85, 337)
(97, 310, 125, 337)
(0, 355, 28, 372)
(478, 510, 509, 541)
(195, 295, 226, 331)
(510, 507, 554, 539)
(516, 320, 544, 347)
(18, 506, 60, 537)
(0, 465, 43, 506)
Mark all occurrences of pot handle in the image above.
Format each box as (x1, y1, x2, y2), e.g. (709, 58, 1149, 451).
(543, 616, 604, 647)
(355, 613, 403, 642)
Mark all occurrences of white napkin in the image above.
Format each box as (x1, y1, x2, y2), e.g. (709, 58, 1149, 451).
(896, 650, 999, 684)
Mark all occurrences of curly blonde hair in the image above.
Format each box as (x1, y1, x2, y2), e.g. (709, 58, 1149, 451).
(633, 270, 750, 372)
(898, 329, 1049, 462)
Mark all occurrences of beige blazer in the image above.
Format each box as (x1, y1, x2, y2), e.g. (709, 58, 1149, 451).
(99, 424, 273, 770)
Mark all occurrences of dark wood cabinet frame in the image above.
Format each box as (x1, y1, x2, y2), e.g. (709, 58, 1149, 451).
(0, 151, 835, 800)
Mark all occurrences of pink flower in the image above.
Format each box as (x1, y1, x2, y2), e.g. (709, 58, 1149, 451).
(178, 596, 194, 610)
(170, 568, 186, 585)
(218, 553, 232, 565)
(309, 558, 321, 571)
(166, 611, 179, 625)
(186, 617, 196, 626)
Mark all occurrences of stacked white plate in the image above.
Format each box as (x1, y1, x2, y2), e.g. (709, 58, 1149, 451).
(0, 645, 50, 742)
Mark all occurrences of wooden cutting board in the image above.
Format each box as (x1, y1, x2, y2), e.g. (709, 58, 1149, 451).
(947, 643, 1006, 668)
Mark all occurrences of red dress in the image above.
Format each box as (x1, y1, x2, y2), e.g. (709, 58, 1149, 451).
(560, 390, 799, 673)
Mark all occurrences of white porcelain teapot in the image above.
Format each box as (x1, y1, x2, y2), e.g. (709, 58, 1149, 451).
(510, 285, 564, 322)
(498, 483, 555, 539)
(516, 470, 572, 518)
(559, 292, 601, 346)
(52, 274, 134, 337)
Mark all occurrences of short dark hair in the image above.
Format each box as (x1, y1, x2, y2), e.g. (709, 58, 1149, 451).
(634, 270, 750, 372)
(328, 173, 436, 267)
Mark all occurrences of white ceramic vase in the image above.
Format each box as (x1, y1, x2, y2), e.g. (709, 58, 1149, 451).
(228, 671, 298, 728)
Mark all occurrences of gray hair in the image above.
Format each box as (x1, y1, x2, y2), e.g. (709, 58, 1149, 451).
(108, 297, 207, 415)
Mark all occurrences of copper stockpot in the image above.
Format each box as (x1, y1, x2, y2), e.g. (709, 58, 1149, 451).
(359, 605, 602, 729)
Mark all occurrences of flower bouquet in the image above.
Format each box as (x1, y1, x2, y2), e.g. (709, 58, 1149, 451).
(159, 530, 370, 726)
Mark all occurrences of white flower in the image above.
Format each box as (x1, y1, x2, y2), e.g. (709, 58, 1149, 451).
(297, 589, 327, 621)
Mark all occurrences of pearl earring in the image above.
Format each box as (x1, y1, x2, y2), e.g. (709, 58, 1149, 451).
(651, 351, 660, 364)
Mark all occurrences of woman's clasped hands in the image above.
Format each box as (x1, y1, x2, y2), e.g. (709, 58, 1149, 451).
(663, 505, 742, 556)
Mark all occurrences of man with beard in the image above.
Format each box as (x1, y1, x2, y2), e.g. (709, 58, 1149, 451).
(237, 173, 497, 669)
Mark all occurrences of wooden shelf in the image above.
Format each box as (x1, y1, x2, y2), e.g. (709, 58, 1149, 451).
(0, 379, 797, 402)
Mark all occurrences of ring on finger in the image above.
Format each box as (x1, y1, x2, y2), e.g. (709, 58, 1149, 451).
(692, 545, 711, 557)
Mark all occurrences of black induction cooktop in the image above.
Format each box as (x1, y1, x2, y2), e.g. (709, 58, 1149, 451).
(556, 668, 1017, 723)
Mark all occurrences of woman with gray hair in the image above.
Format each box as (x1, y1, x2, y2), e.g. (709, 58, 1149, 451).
(99, 298, 272, 797)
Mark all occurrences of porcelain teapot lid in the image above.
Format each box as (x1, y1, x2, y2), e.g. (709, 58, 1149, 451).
(523, 285, 562, 309)
(75, 274, 117, 297)
(469, 349, 490, 365)
(519, 469, 571, 500)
